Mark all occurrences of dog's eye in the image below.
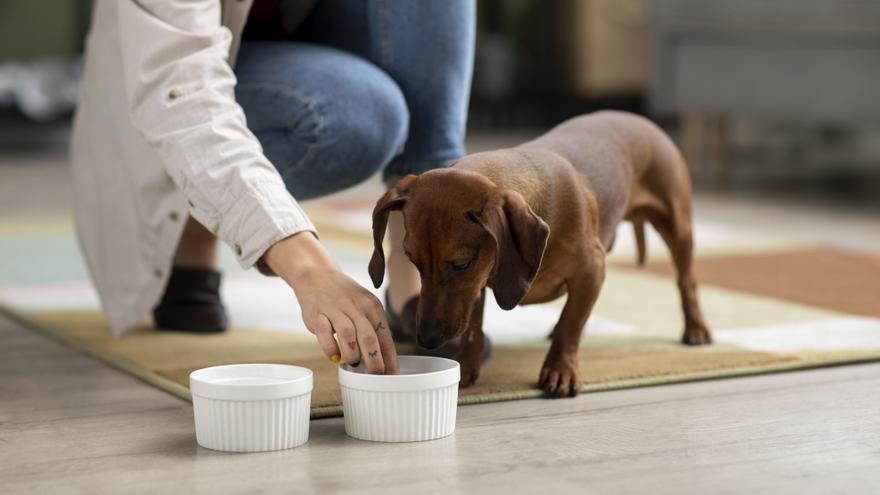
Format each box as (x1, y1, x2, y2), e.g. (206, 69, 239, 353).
(450, 259, 473, 273)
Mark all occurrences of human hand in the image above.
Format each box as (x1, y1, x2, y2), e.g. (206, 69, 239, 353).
(263, 232, 399, 374)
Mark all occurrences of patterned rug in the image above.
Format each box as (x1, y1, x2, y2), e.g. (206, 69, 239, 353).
(6, 304, 879, 418)
(2, 200, 879, 418)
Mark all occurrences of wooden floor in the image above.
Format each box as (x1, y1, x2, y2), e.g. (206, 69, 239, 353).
(2, 315, 879, 494)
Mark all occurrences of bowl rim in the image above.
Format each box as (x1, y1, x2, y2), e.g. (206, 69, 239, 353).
(190, 363, 313, 401)
(338, 355, 460, 392)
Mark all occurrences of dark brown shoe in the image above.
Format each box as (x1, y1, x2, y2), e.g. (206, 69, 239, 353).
(153, 267, 228, 333)
(385, 290, 491, 363)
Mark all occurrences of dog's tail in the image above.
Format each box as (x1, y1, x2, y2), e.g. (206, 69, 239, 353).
(634, 220, 647, 266)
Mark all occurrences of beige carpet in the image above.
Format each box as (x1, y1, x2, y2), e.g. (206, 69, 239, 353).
(5, 297, 880, 419)
(4, 207, 879, 419)
(4, 182, 879, 420)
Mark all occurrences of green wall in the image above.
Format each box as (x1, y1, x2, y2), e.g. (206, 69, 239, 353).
(0, 0, 92, 61)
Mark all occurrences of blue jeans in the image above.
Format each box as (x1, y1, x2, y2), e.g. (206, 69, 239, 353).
(234, 0, 475, 200)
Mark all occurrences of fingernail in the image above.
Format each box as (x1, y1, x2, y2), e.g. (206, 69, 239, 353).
(330, 354, 341, 364)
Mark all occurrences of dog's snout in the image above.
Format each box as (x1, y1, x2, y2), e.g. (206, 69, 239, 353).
(416, 305, 446, 349)
(417, 328, 445, 350)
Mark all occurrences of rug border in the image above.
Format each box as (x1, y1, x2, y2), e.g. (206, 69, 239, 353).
(5, 302, 880, 420)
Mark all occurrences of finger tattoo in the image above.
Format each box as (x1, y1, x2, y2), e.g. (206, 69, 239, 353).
(368, 350, 378, 358)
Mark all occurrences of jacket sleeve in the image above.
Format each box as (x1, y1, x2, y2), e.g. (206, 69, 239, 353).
(116, 0, 316, 268)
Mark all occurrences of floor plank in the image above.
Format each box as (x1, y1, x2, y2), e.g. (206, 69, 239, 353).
(2, 315, 879, 494)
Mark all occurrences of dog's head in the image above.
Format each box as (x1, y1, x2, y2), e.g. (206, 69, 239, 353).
(369, 168, 550, 349)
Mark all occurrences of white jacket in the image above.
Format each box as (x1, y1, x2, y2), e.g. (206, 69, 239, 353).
(71, 0, 315, 336)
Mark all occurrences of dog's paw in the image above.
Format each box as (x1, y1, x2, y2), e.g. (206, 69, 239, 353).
(682, 325, 712, 346)
(459, 366, 480, 388)
(538, 355, 581, 399)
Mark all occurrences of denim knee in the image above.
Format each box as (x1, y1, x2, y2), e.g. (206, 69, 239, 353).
(283, 69, 410, 199)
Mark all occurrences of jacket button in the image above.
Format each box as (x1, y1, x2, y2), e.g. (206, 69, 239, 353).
(234, 244, 242, 256)
(169, 211, 179, 221)
(168, 89, 182, 100)
(154, 267, 163, 277)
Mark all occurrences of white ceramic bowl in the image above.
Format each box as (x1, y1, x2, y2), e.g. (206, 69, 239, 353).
(339, 356, 460, 442)
(190, 364, 313, 452)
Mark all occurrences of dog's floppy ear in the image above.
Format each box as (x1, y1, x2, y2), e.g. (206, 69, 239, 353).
(369, 175, 418, 288)
(476, 189, 550, 310)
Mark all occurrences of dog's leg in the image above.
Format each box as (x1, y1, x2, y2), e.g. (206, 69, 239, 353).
(648, 205, 712, 345)
(539, 243, 605, 398)
(456, 288, 486, 387)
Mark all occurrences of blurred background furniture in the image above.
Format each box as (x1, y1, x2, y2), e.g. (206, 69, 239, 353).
(649, 0, 880, 182)
(470, 0, 649, 127)
(560, 0, 647, 99)
(0, 1, 91, 149)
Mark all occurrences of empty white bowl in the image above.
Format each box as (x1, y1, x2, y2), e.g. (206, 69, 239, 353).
(190, 364, 312, 452)
(339, 356, 460, 442)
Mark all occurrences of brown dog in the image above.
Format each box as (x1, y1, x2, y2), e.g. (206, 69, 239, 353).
(369, 111, 711, 398)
